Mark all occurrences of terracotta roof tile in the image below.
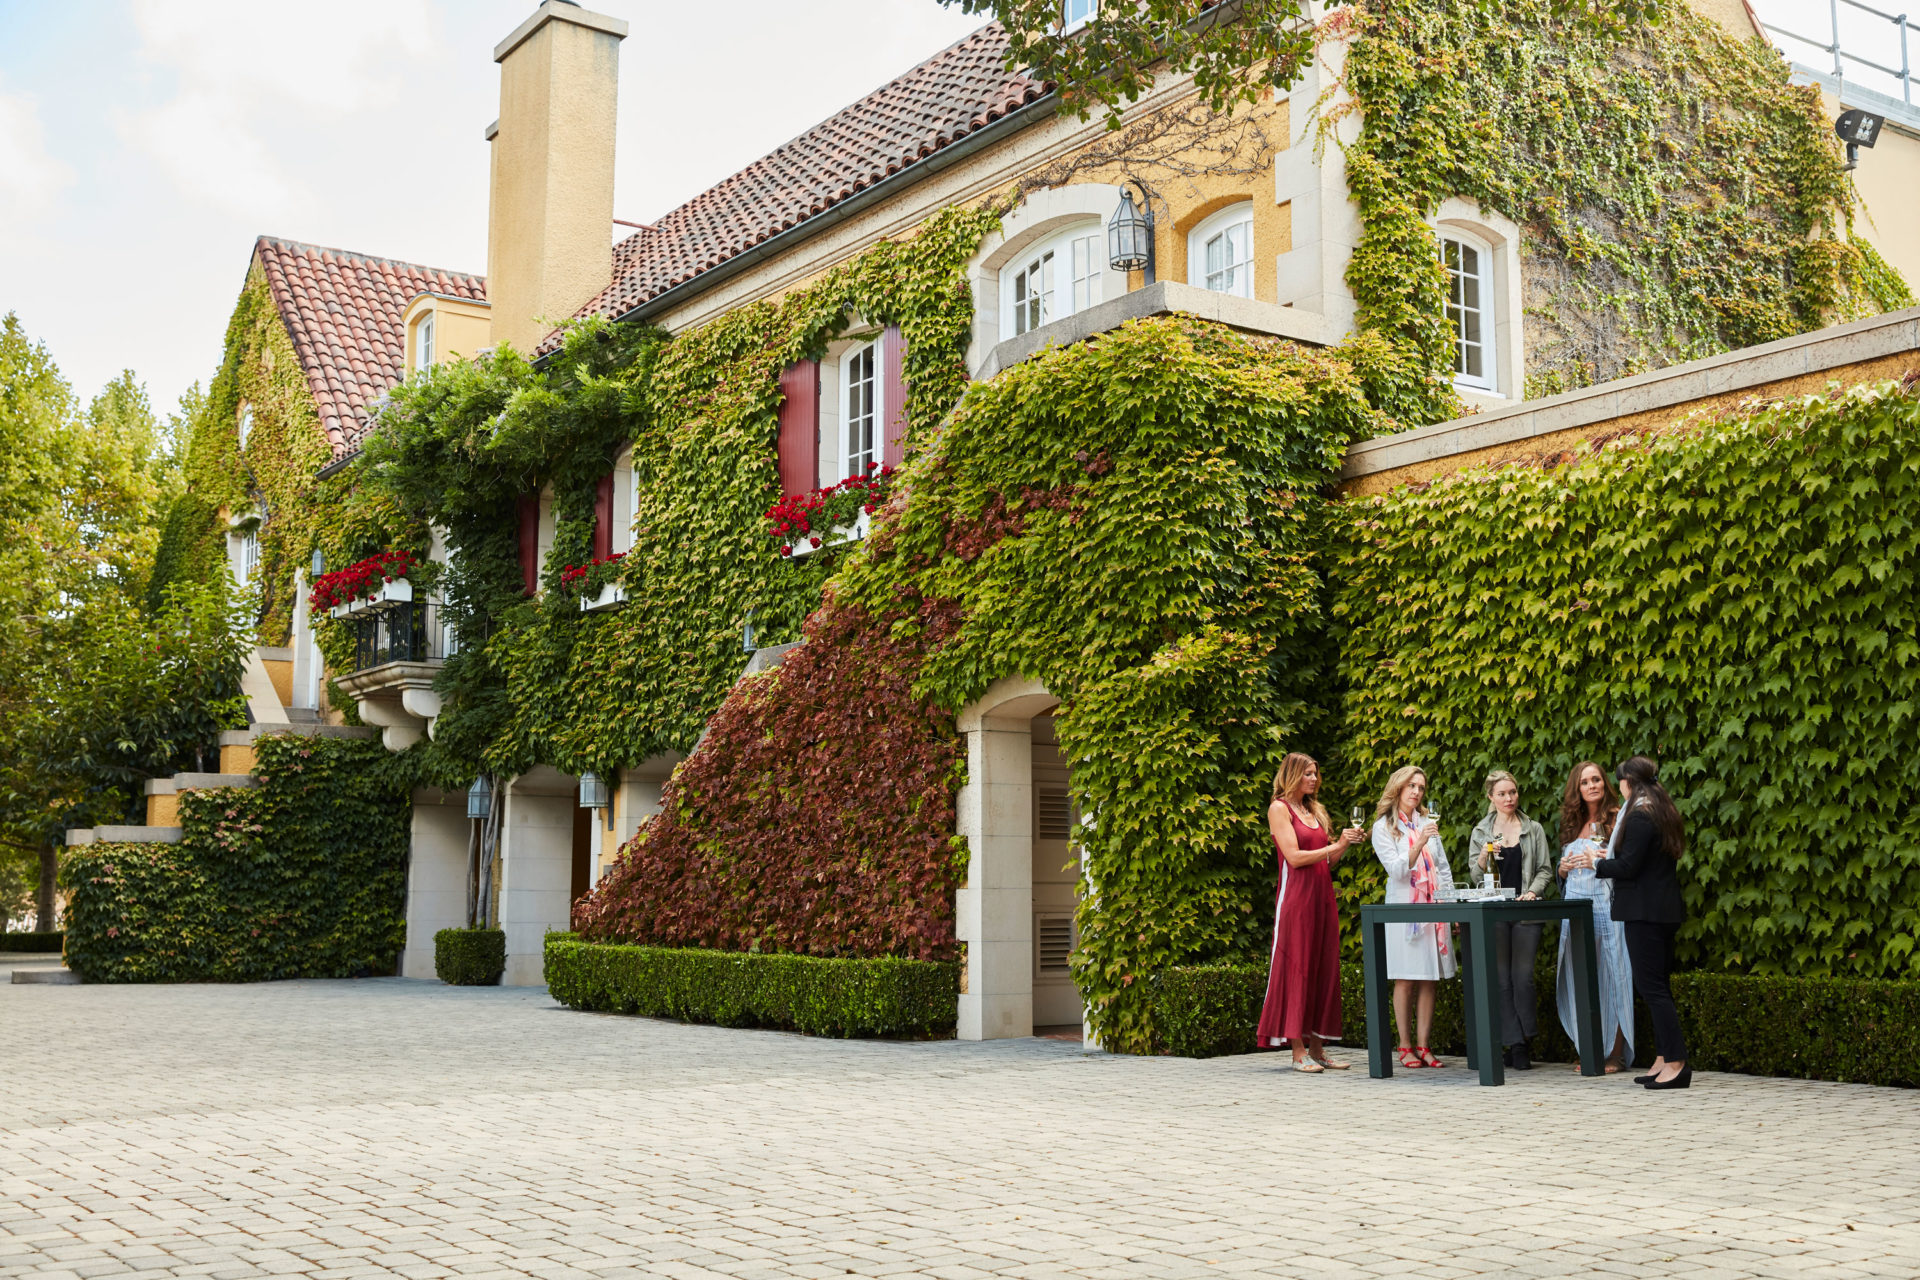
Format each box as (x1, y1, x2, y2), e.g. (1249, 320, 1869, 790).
(541, 22, 1044, 353)
(254, 237, 486, 458)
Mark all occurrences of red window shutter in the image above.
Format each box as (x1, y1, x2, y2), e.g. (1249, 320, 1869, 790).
(516, 494, 540, 596)
(880, 325, 908, 469)
(592, 472, 614, 562)
(776, 359, 820, 495)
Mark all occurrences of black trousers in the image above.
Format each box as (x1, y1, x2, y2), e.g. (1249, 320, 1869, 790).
(1623, 920, 1688, 1062)
(1493, 920, 1543, 1047)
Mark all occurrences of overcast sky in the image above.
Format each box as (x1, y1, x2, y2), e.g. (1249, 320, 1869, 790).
(0, 0, 1870, 416)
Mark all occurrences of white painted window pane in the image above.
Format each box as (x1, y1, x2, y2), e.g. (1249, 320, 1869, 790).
(1069, 234, 1101, 315)
(1204, 220, 1253, 297)
(844, 343, 878, 478)
(1063, 0, 1096, 29)
(1443, 236, 1490, 387)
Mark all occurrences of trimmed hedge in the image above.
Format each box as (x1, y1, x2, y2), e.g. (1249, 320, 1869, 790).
(1150, 963, 1920, 1087)
(0, 931, 63, 953)
(544, 934, 959, 1039)
(435, 927, 505, 986)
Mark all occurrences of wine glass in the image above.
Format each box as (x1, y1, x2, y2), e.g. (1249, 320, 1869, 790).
(1350, 804, 1365, 834)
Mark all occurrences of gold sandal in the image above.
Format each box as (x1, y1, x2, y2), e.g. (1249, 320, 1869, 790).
(1310, 1055, 1351, 1070)
(1292, 1059, 1325, 1073)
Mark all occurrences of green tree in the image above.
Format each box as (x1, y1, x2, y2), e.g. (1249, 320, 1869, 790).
(936, 0, 1667, 123)
(0, 314, 243, 931)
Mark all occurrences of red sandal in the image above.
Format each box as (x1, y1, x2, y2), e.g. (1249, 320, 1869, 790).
(1399, 1047, 1425, 1069)
(1417, 1046, 1446, 1069)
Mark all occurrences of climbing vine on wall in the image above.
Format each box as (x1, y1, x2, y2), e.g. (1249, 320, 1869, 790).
(1328, 379, 1920, 981)
(579, 317, 1391, 1051)
(1336, 0, 1912, 418)
(363, 204, 999, 780)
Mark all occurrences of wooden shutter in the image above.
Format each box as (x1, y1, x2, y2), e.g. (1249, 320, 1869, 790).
(880, 325, 908, 469)
(592, 472, 614, 562)
(776, 359, 820, 495)
(516, 494, 540, 596)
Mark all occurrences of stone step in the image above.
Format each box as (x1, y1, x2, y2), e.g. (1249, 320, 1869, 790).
(11, 968, 80, 984)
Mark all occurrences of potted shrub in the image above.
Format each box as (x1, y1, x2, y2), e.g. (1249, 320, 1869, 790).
(434, 926, 506, 986)
(765, 464, 894, 558)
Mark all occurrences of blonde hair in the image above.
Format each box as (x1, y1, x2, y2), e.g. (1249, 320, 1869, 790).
(1483, 769, 1530, 821)
(1271, 752, 1332, 831)
(1375, 765, 1428, 822)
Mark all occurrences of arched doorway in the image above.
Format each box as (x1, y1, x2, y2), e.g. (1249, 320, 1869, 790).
(954, 676, 1083, 1042)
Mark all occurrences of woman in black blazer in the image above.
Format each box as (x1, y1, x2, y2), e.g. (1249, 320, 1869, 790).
(1570, 755, 1689, 1089)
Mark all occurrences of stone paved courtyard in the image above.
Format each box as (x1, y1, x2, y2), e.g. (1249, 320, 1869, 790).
(4, 957, 1918, 1279)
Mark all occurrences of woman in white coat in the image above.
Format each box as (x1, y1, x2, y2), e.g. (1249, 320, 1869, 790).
(1372, 765, 1457, 1069)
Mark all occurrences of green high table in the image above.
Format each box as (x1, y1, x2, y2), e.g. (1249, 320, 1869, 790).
(1359, 899, 1605, 1085)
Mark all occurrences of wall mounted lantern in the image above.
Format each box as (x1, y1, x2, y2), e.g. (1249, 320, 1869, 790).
(579, 771, 610, 810)
(467, 775, 493, 821)
(1108, 185, 1156, 282)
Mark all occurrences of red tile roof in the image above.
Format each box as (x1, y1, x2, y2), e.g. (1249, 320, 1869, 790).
(254, 237, 487, 458)
(544, 22, 1045, 352)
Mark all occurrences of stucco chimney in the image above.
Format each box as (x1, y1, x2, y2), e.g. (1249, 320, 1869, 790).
(485, 1, 628, 355)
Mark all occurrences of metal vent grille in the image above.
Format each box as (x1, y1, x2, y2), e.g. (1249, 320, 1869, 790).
(1037, 787, 1072, 840)
(1037, 913, 1074, 975)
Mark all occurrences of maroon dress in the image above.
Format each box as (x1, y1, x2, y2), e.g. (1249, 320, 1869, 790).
(1256, 800, 1344, 1048)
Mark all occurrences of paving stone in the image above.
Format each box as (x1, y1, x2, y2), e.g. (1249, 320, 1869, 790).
(4, 977, 1918, 1278)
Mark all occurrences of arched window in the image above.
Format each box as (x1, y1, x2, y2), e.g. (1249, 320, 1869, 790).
(1188, 203, 1255, 299)
(1440, 230, 1494, 391)
(1001, 222, 1105, 341)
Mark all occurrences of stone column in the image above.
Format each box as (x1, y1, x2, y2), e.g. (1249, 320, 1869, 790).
(498, 766, 578, 986)
(403, 789, 472, 979)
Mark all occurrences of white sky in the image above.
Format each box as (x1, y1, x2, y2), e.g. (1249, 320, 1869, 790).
(0, 1, 1893, 415)
(0, 0, 985, 414)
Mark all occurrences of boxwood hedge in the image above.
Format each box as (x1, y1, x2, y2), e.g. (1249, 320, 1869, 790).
(544, 934, 958, 1039)
(1149, 962, 1920, 1087)
(434, 927, 505, 986)
(0, 931, 63, 953)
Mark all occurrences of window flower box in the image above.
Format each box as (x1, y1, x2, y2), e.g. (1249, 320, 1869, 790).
(560, 551, 627, 611)
(580, 581, 628, 612)
(329, 577, 412, 619)
(767, 465, 893, 559)
(311, 550, 423, 617)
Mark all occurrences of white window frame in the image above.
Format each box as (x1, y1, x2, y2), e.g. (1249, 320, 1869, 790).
(999, 222, 1105, 343)
(611, 445, 636, 555)
(415, 311, 435, 373)
(1187, 204, 1256, 300)
(238, 529, 260, 583)
(1440, 230, 1496, 393)
(841, 338, 880, 480)
(237, 403, 253, 450)
(1062, 0, 1097, 32)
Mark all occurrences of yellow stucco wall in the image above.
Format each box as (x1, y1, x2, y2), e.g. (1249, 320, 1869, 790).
(487, 7, 623, 355)
(1342, 348, 1919, 497)
(146, 792, 180, 827)
(403, 296, 495, 376)
(263, 658, 294, 710)
(220, 741, 257, 776)
(1845, 123, 1920, 293)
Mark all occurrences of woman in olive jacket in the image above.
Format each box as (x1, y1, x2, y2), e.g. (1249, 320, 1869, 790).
(1571, 755, 1689, 1089)
(1465, 771, 1554, 1070)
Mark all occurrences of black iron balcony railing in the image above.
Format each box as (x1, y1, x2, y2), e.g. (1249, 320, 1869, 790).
(350, 600, 454, 673)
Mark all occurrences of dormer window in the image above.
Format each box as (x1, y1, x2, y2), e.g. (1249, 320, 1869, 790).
(415, 311, 436, 372)
(1441, 232, 1494, 391)
(1063, 0, 1097, 31)
(1002, 223, 1105, 341)
(237, 403, 253, 450)
(1188, 204, 1255, 299)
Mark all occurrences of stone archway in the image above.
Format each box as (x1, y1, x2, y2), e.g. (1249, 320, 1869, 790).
(954, 675, 1063, 1040)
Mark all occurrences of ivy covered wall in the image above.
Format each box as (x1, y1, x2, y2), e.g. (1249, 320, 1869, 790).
(1338, 0, 1910, 418)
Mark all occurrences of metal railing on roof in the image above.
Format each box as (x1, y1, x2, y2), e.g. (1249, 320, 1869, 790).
(1764, 0, 1915, 105)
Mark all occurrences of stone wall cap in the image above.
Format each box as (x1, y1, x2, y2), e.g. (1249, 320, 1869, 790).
(494, 1, 628, 63)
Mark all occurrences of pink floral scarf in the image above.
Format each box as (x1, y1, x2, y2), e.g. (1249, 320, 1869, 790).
(1398, 809, 1449, 957)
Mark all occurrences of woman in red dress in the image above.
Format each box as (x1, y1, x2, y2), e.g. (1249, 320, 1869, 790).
(1257, 752, 1364, 1072)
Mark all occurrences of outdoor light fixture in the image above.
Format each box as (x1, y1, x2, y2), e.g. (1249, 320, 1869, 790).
(579, 771, 609, 810)
(1108, 186, 1155, 281)
(1836, 108, 1885, 170)
(466, 775, 493, 821)
(742, 608, 756, 654)
(312, 548, 325, 578)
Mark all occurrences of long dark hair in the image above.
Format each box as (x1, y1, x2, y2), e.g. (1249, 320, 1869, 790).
(1617, 756, 1685, 858)
(1557, 760, 1620, 845)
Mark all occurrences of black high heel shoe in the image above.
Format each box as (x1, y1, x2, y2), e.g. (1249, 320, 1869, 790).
(1641, 1064, 1692, 1090)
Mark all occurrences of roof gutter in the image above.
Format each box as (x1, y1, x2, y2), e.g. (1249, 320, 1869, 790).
(599, 88, 1062, 336)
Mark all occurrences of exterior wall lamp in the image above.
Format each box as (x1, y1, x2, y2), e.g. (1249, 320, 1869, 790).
(578, 771, 609, 809)
(1837, 108, 1884, 171)
(466, 775, 493, 821)
(1108, 185, 1157, 284)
